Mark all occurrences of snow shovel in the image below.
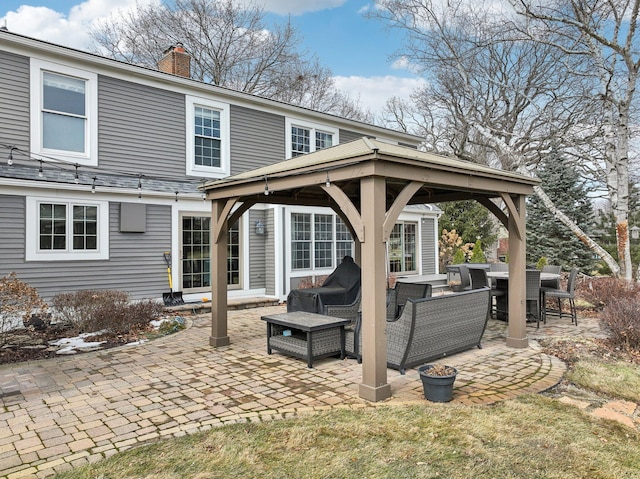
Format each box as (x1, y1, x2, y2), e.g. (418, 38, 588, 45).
(163, 252, 184, 306)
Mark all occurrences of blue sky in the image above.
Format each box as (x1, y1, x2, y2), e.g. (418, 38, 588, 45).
(1, 0, 424, 115)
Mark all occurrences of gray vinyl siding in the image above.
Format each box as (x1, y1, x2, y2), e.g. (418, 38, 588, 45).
(0, 51, 29, 151)
(98, 76, 186, 176)
(0, 195, 26, 267)
(248, 209, 266, 289)
(230, 104, 285, 174)
(0, 195, 171, 301)
(265, 208, 276, 295)
(339, 129, 368, 144)
(421, 217, 437, 274)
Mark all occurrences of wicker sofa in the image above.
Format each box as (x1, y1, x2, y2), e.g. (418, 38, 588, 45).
(386, 287, 491, 373)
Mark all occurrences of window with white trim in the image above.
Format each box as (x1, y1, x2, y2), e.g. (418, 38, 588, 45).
(30, 60, 97, 166)
(290, 213, 353, 270)
(186, 96, 230, 178)
(388, 222, 417, 273)
(25, 197, 109, 261)
(285, 118, 338, 158)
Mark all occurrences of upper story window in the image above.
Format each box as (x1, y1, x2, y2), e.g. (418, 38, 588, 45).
(30, 59, 98, 166)
(186, 96, 230, 178)
(25, 196, 109, 261)
(286, 118, 338, 159)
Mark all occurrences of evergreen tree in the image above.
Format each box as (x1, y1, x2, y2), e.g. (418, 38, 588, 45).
(438, 201, 497, 252)
(527, 154, 596, 272)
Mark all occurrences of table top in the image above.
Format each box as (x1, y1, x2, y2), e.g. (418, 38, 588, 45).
(486, 271, 560, 281)
(261, 311, 351, 331)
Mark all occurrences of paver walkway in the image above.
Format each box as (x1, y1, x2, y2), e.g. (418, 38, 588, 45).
(0, 305, 617, 478)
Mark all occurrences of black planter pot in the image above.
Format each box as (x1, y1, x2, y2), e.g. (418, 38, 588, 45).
(418, 364, 457, 402)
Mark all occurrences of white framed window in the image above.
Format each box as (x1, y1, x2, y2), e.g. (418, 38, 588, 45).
(388, 222, 417, 273)
(290, 211, 353, 271)
(186, 96, 230, 178)
(30, 59, 98, 166)
(25, 197, 109, 261)
(285, 118, 338, 159)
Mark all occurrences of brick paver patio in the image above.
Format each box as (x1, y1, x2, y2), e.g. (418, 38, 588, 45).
(0, 305, 608, 478)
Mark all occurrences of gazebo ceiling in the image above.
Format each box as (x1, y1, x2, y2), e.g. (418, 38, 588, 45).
(203, 137, 540, 211)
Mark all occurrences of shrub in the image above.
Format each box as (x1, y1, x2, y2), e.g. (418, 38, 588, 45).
(452, 248, 466, 264)
(577, 277, 640, 311)
(52, 290, 164, 335)
(0, 273, 48, 345)
(536, 256, 548, 270)
(600, 298, 640, 350)
(470, 239, 486, 263)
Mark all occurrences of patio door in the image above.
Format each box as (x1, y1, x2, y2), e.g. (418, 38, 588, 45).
(180, 215, 241, 292)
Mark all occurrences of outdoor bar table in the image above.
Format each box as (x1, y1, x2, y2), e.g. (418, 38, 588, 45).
(486, 270, 561, 320)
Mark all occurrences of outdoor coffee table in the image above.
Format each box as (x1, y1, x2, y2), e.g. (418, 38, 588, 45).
(261, 311, 351, 368)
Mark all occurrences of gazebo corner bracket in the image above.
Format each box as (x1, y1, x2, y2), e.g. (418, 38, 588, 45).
(320, 184, 365, 242)
(500, 192, 524, 240)
(213, 197, 239, 244)
(383, 181, 423, 242)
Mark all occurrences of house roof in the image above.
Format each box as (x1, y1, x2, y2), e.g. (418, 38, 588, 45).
(0, 30, 422, 146)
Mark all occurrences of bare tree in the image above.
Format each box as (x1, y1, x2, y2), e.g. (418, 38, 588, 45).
(509, 0, 640, 280)
(369, 0, 622, 275)
(90, 0, 367, 119)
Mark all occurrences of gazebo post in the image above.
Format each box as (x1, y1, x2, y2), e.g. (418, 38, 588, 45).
(506, 194, 528, 348)
(210, 199, 230, 347)
(358, 176, 392, 402)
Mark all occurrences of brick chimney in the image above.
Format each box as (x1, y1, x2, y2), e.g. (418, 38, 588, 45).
(158, 43, 191, 78)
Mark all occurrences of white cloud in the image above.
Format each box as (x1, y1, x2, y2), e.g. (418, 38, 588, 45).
(2, 0, 157, 50)
(334, 75, 426, 116)
(255, 0, 347, 15)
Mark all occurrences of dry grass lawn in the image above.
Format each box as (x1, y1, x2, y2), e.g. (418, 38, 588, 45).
(56, 394, 639, 479)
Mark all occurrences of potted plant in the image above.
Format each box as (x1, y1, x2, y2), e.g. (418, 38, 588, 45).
(418, 363, 457, 402)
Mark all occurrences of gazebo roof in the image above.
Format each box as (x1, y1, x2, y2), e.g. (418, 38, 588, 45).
(204, 137, 540, 209)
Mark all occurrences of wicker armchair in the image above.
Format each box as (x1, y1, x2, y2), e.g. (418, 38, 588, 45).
(386, 288, 491, 374)
(386, 282, 433, 321)
(324, 290, 361, 360)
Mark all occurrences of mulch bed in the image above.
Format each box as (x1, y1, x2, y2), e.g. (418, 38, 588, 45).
(0, 326, 150, 365)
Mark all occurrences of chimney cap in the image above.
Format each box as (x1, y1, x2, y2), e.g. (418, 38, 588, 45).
(163, 43, 186, 54)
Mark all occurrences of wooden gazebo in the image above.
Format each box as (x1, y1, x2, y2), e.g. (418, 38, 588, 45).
(203, 138, 540, 402)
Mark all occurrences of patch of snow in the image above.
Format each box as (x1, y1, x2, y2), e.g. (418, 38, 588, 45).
(49, 332, 106, 355)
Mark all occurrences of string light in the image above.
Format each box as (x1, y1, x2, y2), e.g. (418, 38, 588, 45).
(201, 180, 206, 201)
(264, 176, 269, 196)
(7, 147, 16, 166)
(1, 144, 207, 199)
(175, 191, 179, 202)
(91, 176, 96, 193)
(325, 171, 330, 188)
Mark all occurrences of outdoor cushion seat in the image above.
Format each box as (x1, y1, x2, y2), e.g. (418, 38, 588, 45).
(386, 288, 491, 373)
